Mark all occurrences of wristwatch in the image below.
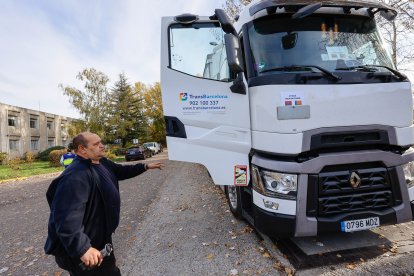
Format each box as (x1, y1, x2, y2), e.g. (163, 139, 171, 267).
(144, 164, 148, 171)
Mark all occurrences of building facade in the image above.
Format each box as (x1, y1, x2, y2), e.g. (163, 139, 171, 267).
(0, 102, 75, 158)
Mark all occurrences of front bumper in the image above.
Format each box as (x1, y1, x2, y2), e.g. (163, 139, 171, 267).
(253, 203, 410, 238)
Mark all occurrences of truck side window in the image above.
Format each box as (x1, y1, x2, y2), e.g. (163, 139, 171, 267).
(169, 23, 232, 82)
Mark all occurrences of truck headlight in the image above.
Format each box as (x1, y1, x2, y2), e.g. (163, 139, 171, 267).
(252, 165, 297, 199)
(402, 161, 414, 189)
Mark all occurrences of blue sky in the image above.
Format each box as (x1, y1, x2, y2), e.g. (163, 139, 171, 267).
(0, 0, 223, 118)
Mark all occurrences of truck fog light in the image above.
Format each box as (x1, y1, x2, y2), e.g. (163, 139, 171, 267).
(263, 199, 279, 210)
(403, 161, 414, 188)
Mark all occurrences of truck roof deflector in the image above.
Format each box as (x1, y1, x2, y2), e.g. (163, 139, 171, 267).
(249, 0, 397, 21)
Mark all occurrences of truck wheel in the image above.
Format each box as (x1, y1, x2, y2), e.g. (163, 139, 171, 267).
(225, 186, 242, 219)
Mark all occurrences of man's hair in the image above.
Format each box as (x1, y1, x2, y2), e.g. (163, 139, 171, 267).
(72, 132, 91, 153)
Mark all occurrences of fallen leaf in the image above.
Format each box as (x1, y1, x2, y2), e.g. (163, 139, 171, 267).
(285, 267, 293, 275)
(262, 252, 271, 258)
(346, 264, 356, 270)
(273, 262, 284, 271)
(207, 253, 214, 260)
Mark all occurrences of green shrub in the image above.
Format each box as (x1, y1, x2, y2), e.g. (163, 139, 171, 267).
(113, 148, 127, 156)
(0, 152, 8, 165)
(49, 149, 67, 167)
(38, 146, 65, 161)
(106, 150, 117, 161)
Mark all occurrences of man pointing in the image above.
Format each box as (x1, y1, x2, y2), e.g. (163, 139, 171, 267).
(45, 132, 163, 275)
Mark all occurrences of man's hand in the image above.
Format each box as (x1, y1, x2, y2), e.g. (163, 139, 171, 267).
(80, 247, 103, 267)
(147, 162, 164, 170)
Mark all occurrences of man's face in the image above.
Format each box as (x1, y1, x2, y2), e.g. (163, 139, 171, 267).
(79, 133, 106, 162)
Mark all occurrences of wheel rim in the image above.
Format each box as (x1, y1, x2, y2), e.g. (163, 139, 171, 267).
(228, 186, 238, 209)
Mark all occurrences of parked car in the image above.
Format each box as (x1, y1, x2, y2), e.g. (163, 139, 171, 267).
(125, 146, 152, 161)
(143, 142, 160, 154)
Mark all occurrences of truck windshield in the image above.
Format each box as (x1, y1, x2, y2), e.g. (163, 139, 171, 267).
(247, 14, 394, 77)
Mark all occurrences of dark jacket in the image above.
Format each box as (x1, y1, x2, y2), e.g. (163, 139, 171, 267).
(44, 156, 146, 259)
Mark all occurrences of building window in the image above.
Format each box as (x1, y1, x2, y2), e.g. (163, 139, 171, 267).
(9, 139, 19, 151)
(8, 116, 17, 127)
(48, 139, 55, 147)
(30, 118, 38, 129)
(47, 121, 53, 130)
(31, 139, 39, 150)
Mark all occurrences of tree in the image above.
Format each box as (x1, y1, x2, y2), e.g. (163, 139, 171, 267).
(223, 0, 251, 21)
(376, 0, 414, 71)
(106, 73, 142, 147)
(134, 82, 151, 144)
(60, 68, 110, 138)
(143, 82, 166, 144)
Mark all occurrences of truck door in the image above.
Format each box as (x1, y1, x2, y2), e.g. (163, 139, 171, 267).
(161, 16, 251, 186)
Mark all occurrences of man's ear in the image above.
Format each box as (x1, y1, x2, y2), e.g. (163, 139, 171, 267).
(78, 145, 87, 154)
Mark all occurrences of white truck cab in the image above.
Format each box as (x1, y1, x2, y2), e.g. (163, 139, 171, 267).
(161, 0, 414, 237)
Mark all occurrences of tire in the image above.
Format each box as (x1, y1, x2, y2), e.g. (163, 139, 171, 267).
(225, 186, 243, 219)
(125, 158, 130, 162)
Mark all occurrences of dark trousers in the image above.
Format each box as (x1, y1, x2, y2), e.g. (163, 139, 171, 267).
(55, 253, 121, 276)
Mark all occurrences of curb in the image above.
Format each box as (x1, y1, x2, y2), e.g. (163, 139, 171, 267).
(259, 231, 296, 275)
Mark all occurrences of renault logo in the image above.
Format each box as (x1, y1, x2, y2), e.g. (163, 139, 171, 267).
(349, 172, 361, 188)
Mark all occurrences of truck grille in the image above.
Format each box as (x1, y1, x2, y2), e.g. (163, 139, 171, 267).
(314, 165, 395, 216)
(319, 168, 389, 195)
(318, 191, 393, 215)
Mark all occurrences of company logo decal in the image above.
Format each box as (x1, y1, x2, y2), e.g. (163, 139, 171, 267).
(179, 92, 188, 101)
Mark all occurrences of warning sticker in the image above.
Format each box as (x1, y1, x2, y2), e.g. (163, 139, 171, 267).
(234, 165, 248, 186)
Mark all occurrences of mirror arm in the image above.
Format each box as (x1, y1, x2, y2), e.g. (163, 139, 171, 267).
(230, 73, 246, 95)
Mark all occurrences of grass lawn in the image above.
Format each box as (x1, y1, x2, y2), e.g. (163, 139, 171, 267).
(0, 156, 126, 181)
(0, 161, 63, 181)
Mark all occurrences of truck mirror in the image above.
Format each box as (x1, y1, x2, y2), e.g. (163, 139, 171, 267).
(380, 10, 397, 21)
(282, 33, 298, 50)
(214, 9, 237, 35)
(224, 33, 244, 74)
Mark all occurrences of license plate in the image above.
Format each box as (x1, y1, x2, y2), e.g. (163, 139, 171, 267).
(341, 217, 380, 232)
